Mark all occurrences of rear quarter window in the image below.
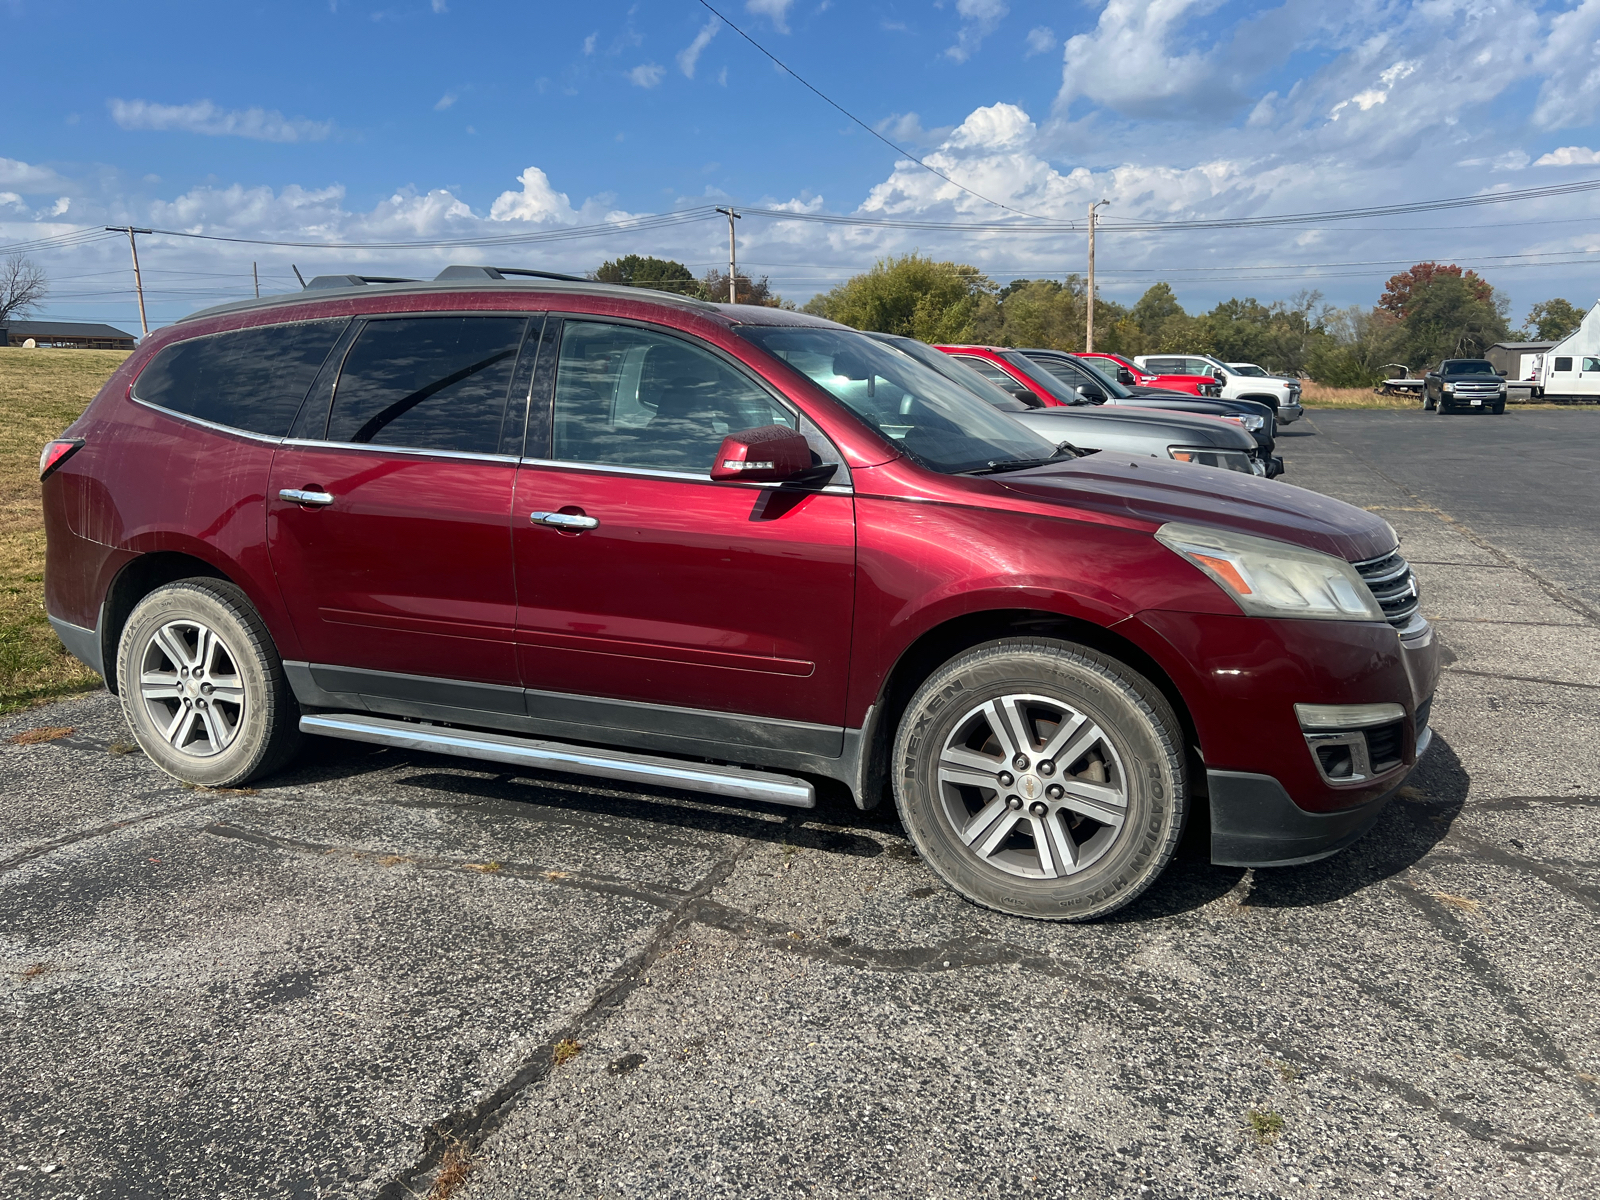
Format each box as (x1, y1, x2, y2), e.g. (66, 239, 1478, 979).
(132, 320, 349, 437)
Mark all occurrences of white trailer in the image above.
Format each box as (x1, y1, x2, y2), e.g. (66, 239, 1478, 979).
(1537, 300, 1600, 401)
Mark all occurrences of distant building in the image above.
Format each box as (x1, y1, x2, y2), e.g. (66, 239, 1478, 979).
(1485, 340, 1556, 379)
(0, 320, 137, 350)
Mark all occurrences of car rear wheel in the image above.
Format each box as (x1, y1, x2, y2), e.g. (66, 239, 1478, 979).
(1422, 391, 1435, 410)
(116, 578, 302, 788)
(892, 638, 1187, 922)
(1433, 397, 1449, 414)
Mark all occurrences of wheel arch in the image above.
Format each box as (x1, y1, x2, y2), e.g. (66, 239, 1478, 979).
(99, 552, 234, 695)
(855, 607, 1200, 810)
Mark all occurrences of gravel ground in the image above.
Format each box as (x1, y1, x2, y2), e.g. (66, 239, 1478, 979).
(2, 411, 1596, 1199)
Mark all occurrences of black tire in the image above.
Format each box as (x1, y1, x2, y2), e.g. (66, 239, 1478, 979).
(116, 578, 302, 787)
(1492, 402, 1505, 415)
(1433, 397, 1449, 415)
(892, 638, 1187, 922)
(1422, 391, 1435, 410)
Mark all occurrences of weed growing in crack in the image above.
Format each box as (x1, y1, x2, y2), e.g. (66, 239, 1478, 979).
(107, 740, 139, 755)
(8, 726, 73, 745)
(1246, 1108, 1285, 1145)
(427, 1136, 474, 1200)
(552, 1039, 583, 1066)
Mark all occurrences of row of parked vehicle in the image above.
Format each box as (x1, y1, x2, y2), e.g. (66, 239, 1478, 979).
(39, 268, 1436, 923)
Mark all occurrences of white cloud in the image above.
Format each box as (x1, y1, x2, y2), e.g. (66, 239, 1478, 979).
(746, 0, 794, 35)
(434, 93, 457, 111)
(431, 0, 447, 12)
(0, 192, 25, 212)
(627, 63, 665, 89)
(49, 196, 70, 216)
(946, 0, 1008, 64)
(1532, 0, 1600, 128)
(1059, 0, 1248, 119)
(1535, 146, 1600, 166)
(1025, 26, 1057, 57)
(677, 18, 720, 79)
(1329, 61, 1417, 121)
(583, 31, 597, 55)
(108, 99, 334, 143)
(876, 112, 955, 145)
(0, 156, 68, 194)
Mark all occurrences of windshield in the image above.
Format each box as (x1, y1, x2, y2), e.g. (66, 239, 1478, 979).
(865, 334, 1029, 412)
(1444, 360, 1496, 374)
(738, 326, 1057, 474)
(1012, 352, 1135, 400)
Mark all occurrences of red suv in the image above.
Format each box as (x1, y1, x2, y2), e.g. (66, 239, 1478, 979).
(1078, 351, 1220, 397)
(40, 269, 1438, 921)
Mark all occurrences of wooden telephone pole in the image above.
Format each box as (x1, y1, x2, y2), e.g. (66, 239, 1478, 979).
(1085, 200, 1110, 353)
(105, 226, 153, 338)
(715, 207, 741, 303)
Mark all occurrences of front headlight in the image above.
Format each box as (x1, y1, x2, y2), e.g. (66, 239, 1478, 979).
(1442, 382, 1454, 393)
(1155, 522, 1385, 621)
(1167, 446, 1258, 474)
(1239, 414, 1265, 432)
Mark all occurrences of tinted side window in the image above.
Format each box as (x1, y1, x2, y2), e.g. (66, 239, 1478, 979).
(955, 357, 1017, 388)
(1030, 357, 1092, 387)
(1144, 358, 1181, 373)
(552, 322, 794, 472)
(132, 320, 347, 437)
(327, 316, 528, 453)
(1584, 357, 1600, 372)
(1554, 357, 1573, 371)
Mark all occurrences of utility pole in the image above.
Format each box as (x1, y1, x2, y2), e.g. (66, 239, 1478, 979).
(715, 207, 741, 304)
(105, 226, 153, 339)
(1085, 199, 1110, 353)
(252, 261, 260, 299)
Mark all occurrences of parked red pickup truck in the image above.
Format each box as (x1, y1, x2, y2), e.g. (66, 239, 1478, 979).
(1079, 352, 1220, 398)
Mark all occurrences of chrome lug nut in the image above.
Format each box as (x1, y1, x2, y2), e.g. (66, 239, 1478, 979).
(1046, 784, 1064, 800)
(1012, 754, 1029, 770)
(1006, 795, 1023, 810)
(1028, 801, 1049, 817)
(998, 771, 1014, 787)
(1038, 760, 1054, 776)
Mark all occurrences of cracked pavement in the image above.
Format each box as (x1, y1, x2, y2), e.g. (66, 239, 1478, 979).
(3, 410, 1598, 1198)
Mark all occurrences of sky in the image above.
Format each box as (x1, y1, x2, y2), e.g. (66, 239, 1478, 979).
(4, 0, 1600, 333)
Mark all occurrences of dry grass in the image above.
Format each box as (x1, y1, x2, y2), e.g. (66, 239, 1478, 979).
(1, 346, 130, 714)
(1300, 383, 1418, 410)
(427, 1137, 475, 1200)
(552, 1038, 583, 1066)
(8, 725, 74, 745)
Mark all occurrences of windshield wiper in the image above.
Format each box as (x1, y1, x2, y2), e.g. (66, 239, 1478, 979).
(961, 443, 1082, 475)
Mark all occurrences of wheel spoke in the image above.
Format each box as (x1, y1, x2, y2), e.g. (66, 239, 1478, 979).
(1040, 716, 1095, 768)
(985, 697, 1033, 759)
(194, 627, 216, 676)
(1057, 778, 1127, 827)
(198, 706, 229, 751)
(972, 807, 1023, 859)
(140, 671, 181, 701)
(164, 706, 198, 747)
(154, 626, 192, 670)
(1031, 813, 1079, 878)
(939, 762, 1002, 791)
(958, 796, 1012, 847)
(207, 674, 245, 703)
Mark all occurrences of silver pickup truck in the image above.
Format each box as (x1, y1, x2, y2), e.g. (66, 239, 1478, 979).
(1135, 354, 1304, 424)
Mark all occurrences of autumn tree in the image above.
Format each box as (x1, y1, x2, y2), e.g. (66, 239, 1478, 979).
(700, 269, 786, 307)
(1379, 262, 1492, 318)
(1523, 297, 1585, 341)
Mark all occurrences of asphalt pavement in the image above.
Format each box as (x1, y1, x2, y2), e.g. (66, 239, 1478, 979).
(2, 409, 1597, 1199)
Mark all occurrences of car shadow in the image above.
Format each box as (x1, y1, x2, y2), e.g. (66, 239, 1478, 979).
(1241, 734, 1468, 909)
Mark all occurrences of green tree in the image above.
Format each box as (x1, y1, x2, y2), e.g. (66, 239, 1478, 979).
(700, 269, 787, 307)
(1523, 298, 1585, 341)
(1396, 272, 1510, 365)
(1379, 262, 1492, 318)
(1202, 291, 1331, 375)
(1307, 306, 1403, 387)
(592, 255, 700, 295)
(802, 253, 994, 342)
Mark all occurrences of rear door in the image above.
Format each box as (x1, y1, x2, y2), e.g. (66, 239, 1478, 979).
(267, 313, 536, 693)
(511, 318, 856, 748)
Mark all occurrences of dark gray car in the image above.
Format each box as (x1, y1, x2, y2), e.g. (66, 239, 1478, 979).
(866, 332, 1269, 476)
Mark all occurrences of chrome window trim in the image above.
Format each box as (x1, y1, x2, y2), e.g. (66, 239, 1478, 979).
(516, 455, 852, 493)
(130, 397, 285, 445)
(280, 437, 520, 465)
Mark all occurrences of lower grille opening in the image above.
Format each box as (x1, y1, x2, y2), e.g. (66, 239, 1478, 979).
(1316, 744, 1355, 779)
(1365, 720, 1405, 774)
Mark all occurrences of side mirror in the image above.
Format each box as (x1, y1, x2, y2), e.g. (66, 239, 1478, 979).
(710, 425, 814, 483)
(1074, 384, 1106, 404)
(1117, 368, 1135, 385)
(1009, 386, 1045, 408)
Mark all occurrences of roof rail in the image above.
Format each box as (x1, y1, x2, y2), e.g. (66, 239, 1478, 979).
(304, 274, 419, 290)
(434, 265, 587, 283)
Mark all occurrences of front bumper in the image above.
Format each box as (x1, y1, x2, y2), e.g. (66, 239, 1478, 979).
(1209, 764, 1410, 867)
(1278, 400, 1303, 423)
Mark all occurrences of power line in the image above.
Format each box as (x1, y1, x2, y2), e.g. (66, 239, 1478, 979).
(695, 1, 1052, 221)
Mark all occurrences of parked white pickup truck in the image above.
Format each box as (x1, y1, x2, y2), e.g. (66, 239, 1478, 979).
(1134, 354, 1304, 424)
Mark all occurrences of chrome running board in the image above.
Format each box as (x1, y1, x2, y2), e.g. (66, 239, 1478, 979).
(299, 712, 816, 808)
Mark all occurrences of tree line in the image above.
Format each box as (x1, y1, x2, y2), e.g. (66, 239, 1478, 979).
(591, 250, 1589, 386)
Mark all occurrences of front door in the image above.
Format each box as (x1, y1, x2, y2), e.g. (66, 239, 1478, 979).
(512, 318, 856, 748)
(268, 313, 536, 690)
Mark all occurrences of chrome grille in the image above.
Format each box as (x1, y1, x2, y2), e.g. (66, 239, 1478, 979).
(1354, 548, 1425, 635)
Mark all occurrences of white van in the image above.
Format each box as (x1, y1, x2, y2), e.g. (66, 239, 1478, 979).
(1536, 300, 1600, 399)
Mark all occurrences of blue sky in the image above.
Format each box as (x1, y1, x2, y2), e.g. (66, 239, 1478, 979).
(5, 0, 1600, 332)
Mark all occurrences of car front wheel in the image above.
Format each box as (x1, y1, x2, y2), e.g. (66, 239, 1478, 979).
(116, 578, 302, 788)
(892, 638, 1188, 922)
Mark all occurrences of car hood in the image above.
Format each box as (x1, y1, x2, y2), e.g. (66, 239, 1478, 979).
(1014, 407, 1254, 448)
(995, 452, 1396, 563)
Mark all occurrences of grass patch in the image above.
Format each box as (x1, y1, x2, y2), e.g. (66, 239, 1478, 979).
(552, 1038, 583, 1066)
(0, 346, 130, 715)
(1300, 384, 1418, 410)
(427, 1136, 474, 1200)
(8, 725, 74, 744)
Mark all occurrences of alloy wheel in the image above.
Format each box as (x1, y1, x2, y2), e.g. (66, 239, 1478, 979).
(138, 618, 247, 758)
(936, 693, 1128, 879)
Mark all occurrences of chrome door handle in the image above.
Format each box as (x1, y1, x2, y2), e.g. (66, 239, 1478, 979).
(279, 488, 335, 507)
(530, 510, 598, 531)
